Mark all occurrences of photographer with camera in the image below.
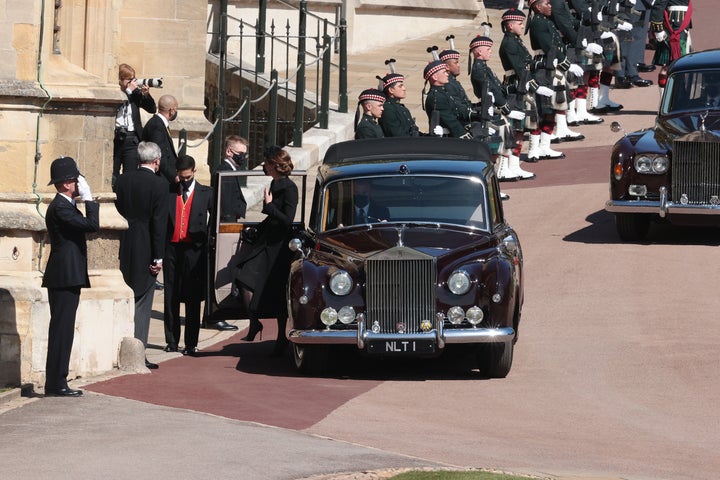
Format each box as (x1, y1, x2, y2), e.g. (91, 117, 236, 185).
(113, 64, 158, 190)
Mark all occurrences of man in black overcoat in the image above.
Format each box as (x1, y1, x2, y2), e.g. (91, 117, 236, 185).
(115, 141, 169, 369)
(142, 94, 179, 185)
(163, 155, 216, 355)
(43, 157, 99, 396)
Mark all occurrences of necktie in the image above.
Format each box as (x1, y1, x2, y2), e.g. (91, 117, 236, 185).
(181, 185, 188, 202)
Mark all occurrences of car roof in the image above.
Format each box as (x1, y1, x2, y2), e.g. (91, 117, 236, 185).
(667, 48, 720, 75)
(318, 137, 494, 182)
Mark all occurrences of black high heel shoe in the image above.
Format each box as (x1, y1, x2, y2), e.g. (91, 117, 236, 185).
(241, 321, 263, 341)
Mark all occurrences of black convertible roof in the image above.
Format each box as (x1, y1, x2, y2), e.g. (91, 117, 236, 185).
(322, 137, 492, 166)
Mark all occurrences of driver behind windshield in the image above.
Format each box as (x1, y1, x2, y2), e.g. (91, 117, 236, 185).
(353, 180, 389, 224)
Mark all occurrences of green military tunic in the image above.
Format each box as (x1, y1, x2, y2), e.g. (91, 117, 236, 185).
(424, 85, 472, 138)
(379, 98, 419, 137)
(354, 114, 384, 139)
(445, 76, 473, 111)
(470, 58, 510, 113)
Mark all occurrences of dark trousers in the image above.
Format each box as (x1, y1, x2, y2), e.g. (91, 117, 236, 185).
(45, 287, 81, 391)
(112, 131, 140, 187)
(134, 281, 155, 347)
(163, 242, 203, 348)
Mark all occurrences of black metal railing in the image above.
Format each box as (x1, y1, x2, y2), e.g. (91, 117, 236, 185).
(194, 0, 348, 172)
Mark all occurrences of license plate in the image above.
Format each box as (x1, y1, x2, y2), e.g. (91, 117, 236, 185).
(366, 339, 435, 355)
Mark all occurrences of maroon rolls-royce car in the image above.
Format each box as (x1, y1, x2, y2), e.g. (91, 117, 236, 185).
(286, 138, 524, 377)
(606, 49, 720, 241)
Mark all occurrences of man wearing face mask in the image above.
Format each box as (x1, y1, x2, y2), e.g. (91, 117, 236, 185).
(163, 155, 217, 354)
(142, 94, 179, 184)
(216, 134, 249, 222)
(353, 180, 389, 225)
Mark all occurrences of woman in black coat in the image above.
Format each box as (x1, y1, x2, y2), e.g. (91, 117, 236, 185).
(235, 146, 298, 353)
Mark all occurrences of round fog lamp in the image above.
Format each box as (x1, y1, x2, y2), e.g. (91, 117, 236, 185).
(337, 306, 356, 324)
(466, 306, 484, 325)
(320, 307, 338, 326)
(447, 306, 465, 325)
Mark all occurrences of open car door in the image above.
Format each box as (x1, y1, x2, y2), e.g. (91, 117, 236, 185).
(205, 169, 308, 323)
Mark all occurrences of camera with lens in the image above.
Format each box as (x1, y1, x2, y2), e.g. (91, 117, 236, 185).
(135, 77, 163, 88)
(114, 125, 128, 142)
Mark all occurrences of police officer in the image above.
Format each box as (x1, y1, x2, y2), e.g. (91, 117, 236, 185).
(354, 88, 386, 139)
(377, 60, 421, 137)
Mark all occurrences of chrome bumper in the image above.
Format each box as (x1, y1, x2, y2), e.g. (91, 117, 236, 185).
(605, 187, 720, 218)
(288, 316, 515, 349)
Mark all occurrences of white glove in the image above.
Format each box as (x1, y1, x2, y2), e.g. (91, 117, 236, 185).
(77, 175, 93, 201)
(655, 30, 668, 42)
(488, 91, 495, 103)
(487, 126, 497, 135)
(601, 31, 614, 40)
(568, 63, 584, 77)
(433, 125, 444, 136)
(487, 105, 494, 117)
(585, 42, 603, 55)
(617, 21, 633, 31)
(507, 110, 526, 120)
(536, 86, 554, 97)
(597, 11, 603, 22)
(552, 58, 558, 68)
(628, 0, 636, 4)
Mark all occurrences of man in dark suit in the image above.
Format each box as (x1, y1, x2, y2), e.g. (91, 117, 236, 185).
(216, 134, 248, 223)
(353, 180, 389, 224)
(112, 63, 156, 189)
(115, 141, 169, 369)
(164, 155, 218, 354)
(142, 94, 178, 185)
(43, 157, 99, 397)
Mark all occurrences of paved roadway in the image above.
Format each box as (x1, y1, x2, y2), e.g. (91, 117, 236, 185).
(2, 2, 719, 479)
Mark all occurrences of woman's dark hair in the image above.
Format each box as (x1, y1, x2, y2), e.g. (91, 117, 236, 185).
(264, 145, 294, 176)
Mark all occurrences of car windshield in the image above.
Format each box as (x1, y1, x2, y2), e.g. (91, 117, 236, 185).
(319, 175, 488, 232)
(661, 69, 720, 114)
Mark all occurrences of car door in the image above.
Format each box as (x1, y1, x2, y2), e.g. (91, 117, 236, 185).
(205, 169, 308, 322)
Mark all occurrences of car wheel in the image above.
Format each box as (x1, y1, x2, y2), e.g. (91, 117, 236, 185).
(292, 343, 328, 375)
(615, 213, 650, 241)
(478, 341, 513, 378)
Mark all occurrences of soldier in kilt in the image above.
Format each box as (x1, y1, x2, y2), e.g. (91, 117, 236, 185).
(354, 88, 386, 139)
(470, 34, 535, 180)
(650, 0, 692, 76)
(377, 60, 422, 137)
(500, 7, 564, 161)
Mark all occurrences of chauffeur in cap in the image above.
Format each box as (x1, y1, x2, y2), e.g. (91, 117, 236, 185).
(354, 88, 386, 139)
(42, 157, 99, 396)
(377, 60, 421, 137)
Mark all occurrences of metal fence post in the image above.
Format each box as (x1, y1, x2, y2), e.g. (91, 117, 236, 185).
(269, 69, 279, 146)
(293, 0, 307, 147)
(211, 0, 228, 172)
(179, 129, 188, 157)
(319, 20, 331, 129)
(256, 0, 267, 73)
(338, 16, 348, 113)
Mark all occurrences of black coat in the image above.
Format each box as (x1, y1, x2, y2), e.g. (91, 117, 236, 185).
(165, 181, 213, 301)
(142, 114, 177, 184)
(216, 160, 247, 221)
(235, 176, 298, 313)
(42, 195, 100, 289)
(115, 167, 169, 296)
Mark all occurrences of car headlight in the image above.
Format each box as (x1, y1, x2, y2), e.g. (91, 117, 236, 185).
(634, 154, 669, 174)
(634, 155, 652, 173)
(652, 155, 669, 173)
(320, 307, 338, 326)
(466, 306, 484, 325)
(447, 306, 465, 325)
(447, 270, 471, 295)
(329, 270, 353, 296)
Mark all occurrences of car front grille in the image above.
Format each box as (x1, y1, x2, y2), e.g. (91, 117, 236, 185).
(672, 140, 720, 204)
(366, 255, 436, 334)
